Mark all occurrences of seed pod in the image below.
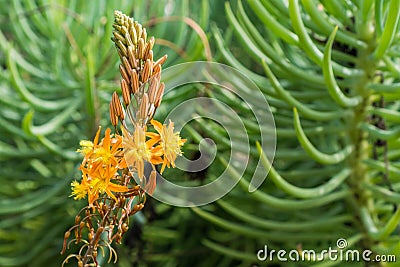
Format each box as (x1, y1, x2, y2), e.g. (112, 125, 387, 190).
(152, 64, 160, 75)
(141, 28, 147, 42)
(94, 226, 104, 243)
(112, 92, 124, 121)
(131, 69, 139, 94)
(135, 23, 142, 43)
(110, 102, 118, 127)
(130, 25, 137, 45)
(148, 77, 159, 104)
(154, 54, 167, 67)
(121, 79, 131, 106)
(113, 31, 125, 44)
(113, 24, 122, 32)
(125, 32, 134, 47)
(138, 93, 149, 121)
(117, 40, 127, 57)
(148, 36, 155, 51)
(119, 64, 130, 84)
(127, 46, 138, 69)
(155, 82, 165, 107)
(147, 49, 153, 62)
(120, 25, 128, 35)
(142, 59, 152, 82)
(64, 231, 71, 239)
(115, 233, 122, 244)
(122, 223, 129, 232)
(143, 41, 152, 60)
(122, 57, 132, 78)
(88, 231, 94, 242)
(74, 215, 81, 225)
(137, 38, 145, 59)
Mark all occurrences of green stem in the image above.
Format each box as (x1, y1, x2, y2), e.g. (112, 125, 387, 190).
(347, 17, 383, 263)
(85, 40, 98, 135)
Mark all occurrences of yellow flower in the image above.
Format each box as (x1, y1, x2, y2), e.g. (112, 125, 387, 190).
(70, 179, 89, 200)
(88, 163, 128, 204)
(122, 125, 153, 181)
(76, 140, 94, 155)
(78, 127, 102, 167)
(149, 119, 186, 173)
(93, 128, 121, 167)
(78, 127, 125, 172)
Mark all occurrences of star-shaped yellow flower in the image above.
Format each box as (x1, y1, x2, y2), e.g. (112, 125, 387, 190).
(148, 119, 186, 173)
(122, 125, 153, 181)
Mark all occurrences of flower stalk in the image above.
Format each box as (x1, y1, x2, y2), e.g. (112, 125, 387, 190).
(61, 10, 185, 266)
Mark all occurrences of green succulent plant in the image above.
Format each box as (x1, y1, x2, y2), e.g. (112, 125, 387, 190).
(183, 0, 400, 266)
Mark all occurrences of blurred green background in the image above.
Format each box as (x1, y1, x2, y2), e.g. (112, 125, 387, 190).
(1, 0, 400, 266)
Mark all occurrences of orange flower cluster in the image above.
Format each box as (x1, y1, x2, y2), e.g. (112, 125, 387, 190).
(71, 119, 186, 204)
(70, 127, 128, 205)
